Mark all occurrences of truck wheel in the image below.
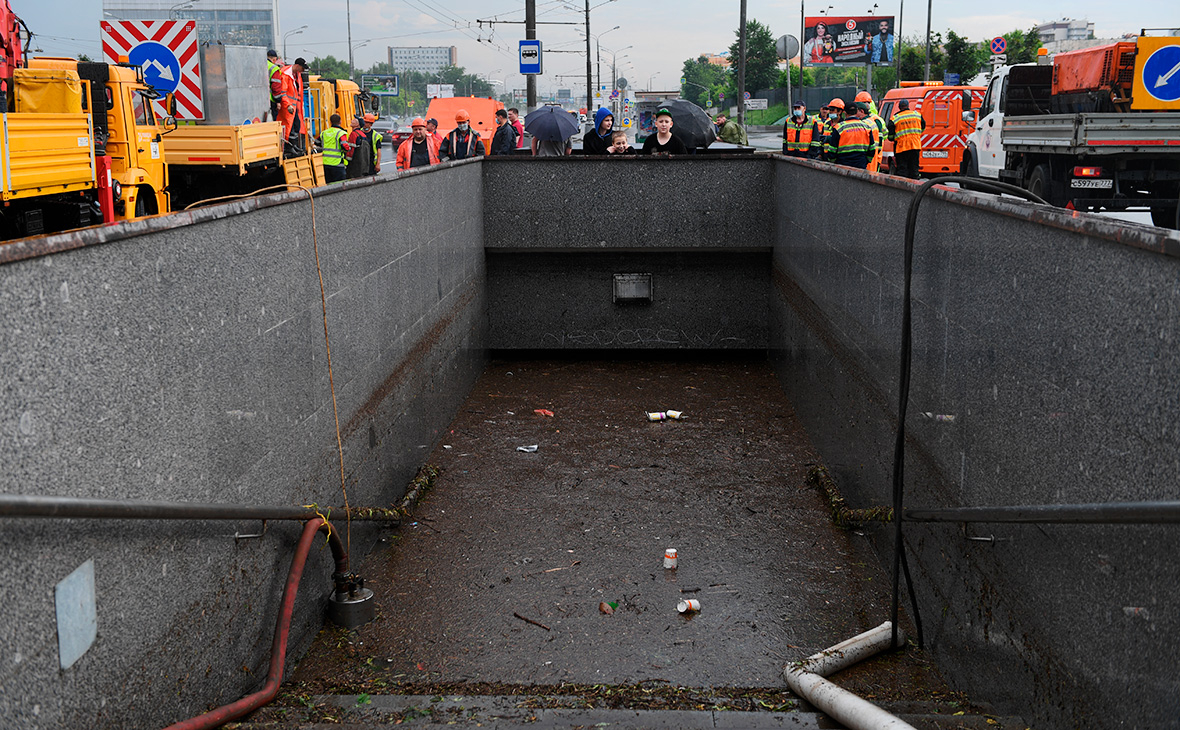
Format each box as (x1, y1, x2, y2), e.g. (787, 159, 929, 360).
(1151, 205, 1179, 230)
(966, 147, 979, 178)
(1028, 164, 1055, 206)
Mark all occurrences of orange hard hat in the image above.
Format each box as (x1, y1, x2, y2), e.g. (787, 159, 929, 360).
(455, 109, 470, 122)
(363, 113, 376, 123)
(411, 117, 426, 128)
(855, 91, 872, 103)
(828, 98, 845, 110)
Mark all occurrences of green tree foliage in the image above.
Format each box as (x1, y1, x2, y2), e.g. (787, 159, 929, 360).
(1002, 27, 1043, 64)
(777, 64, 815, 89)
(307, 55, 352, 80)
(727, 18, 779, 92)
(944, 31, 986, 79)
(680, 54, 729, 107)
(899, 32, 944, 82)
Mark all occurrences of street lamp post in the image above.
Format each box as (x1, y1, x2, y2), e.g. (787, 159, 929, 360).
(351, 40, 369, 81)
(168, 1, 197, 20)
(283, 25, 308, 60)
(648, 71, 660, 91)
(593, 26, 619, 96)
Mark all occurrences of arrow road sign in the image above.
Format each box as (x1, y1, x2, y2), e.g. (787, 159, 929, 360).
(1144, 45, 1180, 101)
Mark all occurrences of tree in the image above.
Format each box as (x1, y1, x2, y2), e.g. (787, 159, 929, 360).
(944, 31, 985, 79)
(899, 32, 944, 82)
(728, 19, 778, 93)
(680, 54, 728, 108)
(308, 55, 352, 81)
(776, 64, 815, 89)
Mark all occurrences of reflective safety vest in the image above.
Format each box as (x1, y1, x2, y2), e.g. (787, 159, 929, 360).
(783, 119, 819, 155)
(321, 126, 348, 167)
(891, 110, 924, 153)
(267, 60, 282, 100)
(827, 118, 875, 162)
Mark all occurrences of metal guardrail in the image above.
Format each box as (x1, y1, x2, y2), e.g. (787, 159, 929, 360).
(905, 500, 1180, 524)
(0, 494, 401, 523)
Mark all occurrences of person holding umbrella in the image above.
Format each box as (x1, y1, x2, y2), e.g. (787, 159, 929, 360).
(524, 104, 579, 156)
(582, 107, 615, 155)
(641, 108, 688, 155)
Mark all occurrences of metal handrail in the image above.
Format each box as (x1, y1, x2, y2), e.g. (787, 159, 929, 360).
(0, 494, 401, 522)
(904, 500, 1180, 524)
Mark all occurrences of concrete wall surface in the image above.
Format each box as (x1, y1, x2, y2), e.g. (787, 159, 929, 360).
(769, 157, 1180, 728)
(487, 251, 769, 349)
(482, 157, 775, 251)
(0, 161, 488, 729)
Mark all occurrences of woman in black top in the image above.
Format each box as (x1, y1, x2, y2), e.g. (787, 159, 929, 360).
(640, 108, 689, 155)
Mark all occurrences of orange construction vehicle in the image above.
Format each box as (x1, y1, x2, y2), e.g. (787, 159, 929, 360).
(878, 82, 985, 177)
(426, 96, 504, 154)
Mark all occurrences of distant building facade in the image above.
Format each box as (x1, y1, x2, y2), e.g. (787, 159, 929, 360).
(387, 46, 458, 74)
(103, 0, 278, 49)
(1037, 18, 1095, 43)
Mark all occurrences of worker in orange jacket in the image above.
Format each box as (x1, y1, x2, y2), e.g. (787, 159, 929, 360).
(276, 57, 307, 154)
(396, 117, 441, 171)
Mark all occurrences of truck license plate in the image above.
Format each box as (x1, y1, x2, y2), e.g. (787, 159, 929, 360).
(1070, 178, 1113, 189)
(921, 150, 949, 158)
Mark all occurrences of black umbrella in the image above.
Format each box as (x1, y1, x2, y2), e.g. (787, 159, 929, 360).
(657, 98, 717, 150)
(523, 105, 580, 142)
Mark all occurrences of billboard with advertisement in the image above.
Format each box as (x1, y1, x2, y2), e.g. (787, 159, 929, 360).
(361, 75, 400, 96)
(803, 16, 895, 66)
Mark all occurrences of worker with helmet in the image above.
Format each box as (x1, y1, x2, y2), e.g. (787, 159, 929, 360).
(856, 91, 886, 172)
(887, 98, 925, 178)
(824, 98, 876, 170)
(276, 57, 308, 155)
(347, 113, 382, 178)
(816, 100, 842, 160)
(439, 109, 484, 161)
(397, 117, 441, 171)
(782, 100, 822, 159)
(266, 50, 283, 122)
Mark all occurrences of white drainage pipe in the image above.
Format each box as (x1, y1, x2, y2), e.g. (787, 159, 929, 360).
(783, 621, 917, 730)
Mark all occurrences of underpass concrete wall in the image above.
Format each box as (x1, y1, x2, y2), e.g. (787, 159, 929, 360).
(0, 161, 488, 729)
(769, 157, 1180, 728)
(482, 157, 775, 349)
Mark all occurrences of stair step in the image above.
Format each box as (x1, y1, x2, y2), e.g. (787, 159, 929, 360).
(232, 693, 1027, 729)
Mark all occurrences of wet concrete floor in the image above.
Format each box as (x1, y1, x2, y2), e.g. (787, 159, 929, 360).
(283, 355, 954, 703)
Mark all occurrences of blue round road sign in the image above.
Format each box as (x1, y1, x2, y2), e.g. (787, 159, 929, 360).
(1142, 45, 1180, 102)
(990, 37, 1007, 55)
(128, 41, 181, 94)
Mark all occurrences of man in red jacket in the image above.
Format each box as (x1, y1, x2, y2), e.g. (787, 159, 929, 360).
(396, 117, 441, 170)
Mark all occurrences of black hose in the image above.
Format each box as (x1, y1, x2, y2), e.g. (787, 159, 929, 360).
(889, 175, 1048, 651)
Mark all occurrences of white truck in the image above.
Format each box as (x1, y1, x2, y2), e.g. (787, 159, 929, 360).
(963, 37, 1180, 229)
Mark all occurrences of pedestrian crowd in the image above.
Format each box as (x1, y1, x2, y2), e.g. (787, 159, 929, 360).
(780, 89, 926, 178)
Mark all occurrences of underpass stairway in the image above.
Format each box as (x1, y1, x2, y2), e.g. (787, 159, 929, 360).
(231, 691, 1027, 729)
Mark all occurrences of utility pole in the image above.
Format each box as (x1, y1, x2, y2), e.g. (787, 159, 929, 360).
(737, 0, 747, 125)
(584, 0, 593, 116)
(923, 0, 931, 82)
(526, 0, 536, 112)
(895, 0, 904, 86)
(347, 0, 354, 79)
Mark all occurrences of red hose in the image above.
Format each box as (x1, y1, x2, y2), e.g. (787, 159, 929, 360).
(163, 518, 348, 730)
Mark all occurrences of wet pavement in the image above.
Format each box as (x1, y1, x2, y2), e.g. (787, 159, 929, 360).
(274, 355, 962, 709)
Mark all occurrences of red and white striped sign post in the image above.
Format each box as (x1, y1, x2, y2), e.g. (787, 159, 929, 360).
(100, 20, 205, 121)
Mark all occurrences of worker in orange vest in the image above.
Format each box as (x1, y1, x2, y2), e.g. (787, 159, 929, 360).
(396, 117, 441, 170)
(887, 98, 926, 178)
(782, 101, 822, 158)
(856, 91, 886, 172)
(276, 57, 307, 155)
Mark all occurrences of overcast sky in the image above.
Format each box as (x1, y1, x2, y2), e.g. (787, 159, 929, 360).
(18, 0, 1177, 98)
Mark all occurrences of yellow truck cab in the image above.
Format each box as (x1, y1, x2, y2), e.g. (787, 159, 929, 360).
(306, 75, 367, 139)
(30, 57, 171, 220)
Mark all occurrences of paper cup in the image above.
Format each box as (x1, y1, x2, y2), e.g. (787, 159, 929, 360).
(663, 548, 678, 569)
(677, 598, 701, 613)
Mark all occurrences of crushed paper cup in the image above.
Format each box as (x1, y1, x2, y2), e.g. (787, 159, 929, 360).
(664, 548, 678, 569)
(677, 598, 701, 613)
(517, 445, 538, 453)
